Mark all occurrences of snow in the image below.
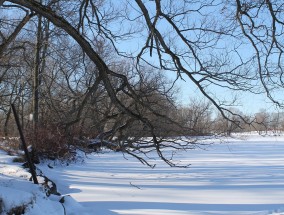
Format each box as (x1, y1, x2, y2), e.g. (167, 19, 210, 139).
(1, 134, 284, 214)
(0, 150, 89, 215)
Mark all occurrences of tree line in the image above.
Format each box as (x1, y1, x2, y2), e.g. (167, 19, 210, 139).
(1, 0, 284, 166)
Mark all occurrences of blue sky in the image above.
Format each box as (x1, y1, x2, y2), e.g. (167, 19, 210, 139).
(115, 34, 281, 115)
(177, 78, 280, 115)
(111, 1, 284, 115)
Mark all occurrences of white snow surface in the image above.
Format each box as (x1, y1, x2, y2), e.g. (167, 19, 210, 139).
(1, 133, 284, 214)
(0, 150, 90, 215)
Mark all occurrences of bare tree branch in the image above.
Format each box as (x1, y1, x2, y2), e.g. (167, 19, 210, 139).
(0, 12, 33, 57)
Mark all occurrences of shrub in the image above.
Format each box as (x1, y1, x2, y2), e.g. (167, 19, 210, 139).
(25, 125, 76, 161)
(0, 137, 21, 155)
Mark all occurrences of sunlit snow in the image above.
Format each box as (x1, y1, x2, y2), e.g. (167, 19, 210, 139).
(1, 133, 284, 214)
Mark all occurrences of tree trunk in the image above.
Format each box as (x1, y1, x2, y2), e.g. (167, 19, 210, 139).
(4, 107, 11, 138)
(32, 14, 42, 129)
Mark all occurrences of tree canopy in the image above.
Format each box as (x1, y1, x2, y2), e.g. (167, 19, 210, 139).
(0, 0, 284, 166)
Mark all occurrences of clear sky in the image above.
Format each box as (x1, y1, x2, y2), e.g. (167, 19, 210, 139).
(175, 76, 281, 115)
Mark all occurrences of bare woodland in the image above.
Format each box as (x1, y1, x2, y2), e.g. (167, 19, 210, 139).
(0, 0, 284, 166)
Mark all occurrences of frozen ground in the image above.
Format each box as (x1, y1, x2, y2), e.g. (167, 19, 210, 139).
(39, 134, 284, 215)
(1, 134, 284, 214)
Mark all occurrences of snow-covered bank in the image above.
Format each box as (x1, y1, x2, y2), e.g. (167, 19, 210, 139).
(0, 150, 91, 215)
(1, 134, 284, 214)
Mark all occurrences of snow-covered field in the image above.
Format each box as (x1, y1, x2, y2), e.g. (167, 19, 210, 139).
(1, 134, 284, 214)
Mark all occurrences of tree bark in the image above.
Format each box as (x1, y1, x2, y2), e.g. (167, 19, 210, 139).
(4, 107, 11, 138)
(33, 14, 43, 128)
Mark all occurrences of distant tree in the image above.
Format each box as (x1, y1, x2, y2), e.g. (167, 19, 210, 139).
(214, 108, 251, 135)
(254, 109, 270, 135)
(270, 112, 281, 133)
(177, 99, 213, 135)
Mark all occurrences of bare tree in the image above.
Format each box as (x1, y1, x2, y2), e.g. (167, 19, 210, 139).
(233, 0, 284, 106)
(177, 99, 213, 135)
(254, 109, 270, 135)
(1, 0, 284, 165)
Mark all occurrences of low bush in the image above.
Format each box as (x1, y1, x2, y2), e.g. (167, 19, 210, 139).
(25, 125, 76, 162)
(0, 137, 21, 155)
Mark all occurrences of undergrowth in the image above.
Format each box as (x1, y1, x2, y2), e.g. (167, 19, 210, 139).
(0, 125, 87, 163)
